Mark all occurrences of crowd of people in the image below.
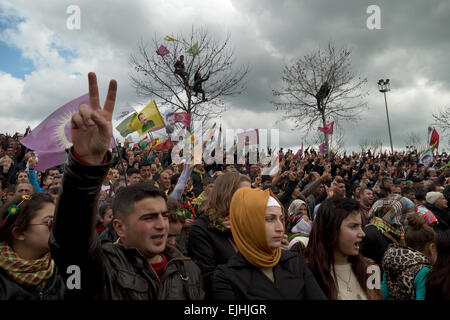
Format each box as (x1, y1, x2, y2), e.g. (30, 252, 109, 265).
(1, 72, 450, 300)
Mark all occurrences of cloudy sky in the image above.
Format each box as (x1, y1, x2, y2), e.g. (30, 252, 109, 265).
(1, 0, 449, 152)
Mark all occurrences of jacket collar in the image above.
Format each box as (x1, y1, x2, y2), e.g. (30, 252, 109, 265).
(227, 250, 296, 268)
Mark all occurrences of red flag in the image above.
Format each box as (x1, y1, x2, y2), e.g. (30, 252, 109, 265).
(155, 138, 172, 151)
(318, 121, 334, 135)
(429, 128, 439, 152)
(174, 112, 192, 127)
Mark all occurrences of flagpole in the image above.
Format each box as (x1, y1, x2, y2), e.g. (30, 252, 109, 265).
(114, 135, 128, 187)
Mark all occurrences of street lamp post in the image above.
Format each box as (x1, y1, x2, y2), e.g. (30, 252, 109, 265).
(378, 79, 394, 154)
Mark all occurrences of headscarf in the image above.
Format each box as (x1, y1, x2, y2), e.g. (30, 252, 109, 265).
(230, 187, 282, 268)
(286, 199, 307, 232)
(288, 199, 307, 217)
(367, 198, 405, 242)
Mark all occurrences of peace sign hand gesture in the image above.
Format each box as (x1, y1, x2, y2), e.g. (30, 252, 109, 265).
(71, 72, 117, 165)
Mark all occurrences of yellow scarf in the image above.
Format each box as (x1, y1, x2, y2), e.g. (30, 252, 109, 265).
(230, 187, 282, 268)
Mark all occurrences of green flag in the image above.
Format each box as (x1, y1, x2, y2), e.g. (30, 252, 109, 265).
(116, 112, 137, 137)
(186, 42, 199, 56)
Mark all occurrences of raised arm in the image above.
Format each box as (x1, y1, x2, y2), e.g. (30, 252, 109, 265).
(50, 72, 116, 298)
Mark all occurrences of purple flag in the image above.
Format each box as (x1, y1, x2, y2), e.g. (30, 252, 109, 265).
(319, 141, 329, 155)
(295, 143, 303, 160)
(21, 94, 115, 171)
(156, 45, 169, 57)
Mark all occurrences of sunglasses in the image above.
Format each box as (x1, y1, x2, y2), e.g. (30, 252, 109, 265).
(29, 218, 54, 230)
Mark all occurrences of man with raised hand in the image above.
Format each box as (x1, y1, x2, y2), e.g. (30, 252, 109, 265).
(50, 73, 204, 300)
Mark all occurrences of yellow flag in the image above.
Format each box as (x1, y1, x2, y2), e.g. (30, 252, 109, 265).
(131, 100, 165, 136)
(164, 35, 176, 41)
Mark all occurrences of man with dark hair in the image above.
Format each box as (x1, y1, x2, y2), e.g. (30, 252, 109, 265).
(391, 184, 402, 195)
(110, 178, 126, 198)
(51, 174, 63, 188)
(359, 187, 374, 225)
(137, 113, 155, 133)
(402, 187, 416, 202)
(381, 177, 393, 195)
(126, 167, 141, 185)
(174, 55, 188, 85)
(15, 181, 34, 196)
(139, 162, 152, 183)
(49, 72, 204, 300)
(261, 175, 272, 188)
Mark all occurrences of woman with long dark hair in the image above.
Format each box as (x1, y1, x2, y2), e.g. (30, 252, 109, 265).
(426, 230, 450, 299)
(305, 196, 382, 300)
(0, 193, 65, 299)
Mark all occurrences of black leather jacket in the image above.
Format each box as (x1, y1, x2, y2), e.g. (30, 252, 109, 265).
(0, 266, 65, 300)
(213, 251, 326, 300)
(49, 148, 204, 300)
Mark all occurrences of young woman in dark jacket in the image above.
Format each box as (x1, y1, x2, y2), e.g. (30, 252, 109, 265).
(0, 193, 65, 299)
(213, 187, 326, 300)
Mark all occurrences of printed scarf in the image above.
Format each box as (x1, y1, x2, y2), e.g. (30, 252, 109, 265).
(367, 217, 405, 242)
(178, 197, 196, 219)
(0, 242, 55, 292)
(210, 216, 231, 232)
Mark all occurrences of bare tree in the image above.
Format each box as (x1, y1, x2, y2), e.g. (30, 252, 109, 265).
(272, 42, 369, 143)
(359, 138, 370, 153)
(359, 138, 382, 154)
(303, 123, 345, 155)
(129, 27, 249, 127)
(404, 132, 426, 153)
(368, 139, 383, 155)
(432, 106, 450, 136)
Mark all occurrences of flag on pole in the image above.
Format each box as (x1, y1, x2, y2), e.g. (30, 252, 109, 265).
(156, 45, 170, 57)
(20, 93, 115, 171)
(138, 136, 149, 148)
(419, 142, 437, 168)
(318, 121, 334, 135)
(154, 138, 172, 151)
(295, 143, 304, 160)
(319, 141, 329, 155)
(115, 112, 138, 137)
(131, 100, 165, 136)
(428, 126, 439, 152)
(164, 35, 176, 41)
(186, 42, 199, 56)
(174, 112, 192, 128)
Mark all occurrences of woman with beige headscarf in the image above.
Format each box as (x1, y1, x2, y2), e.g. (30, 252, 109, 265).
(212, 187, 326, 300)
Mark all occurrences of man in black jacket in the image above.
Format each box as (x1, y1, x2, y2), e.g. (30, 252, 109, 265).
(49, 72, 204, 300)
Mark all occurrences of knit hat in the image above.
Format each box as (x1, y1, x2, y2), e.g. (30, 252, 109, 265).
(426, 192, 443, 205)
(230, 187, 282, 268)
